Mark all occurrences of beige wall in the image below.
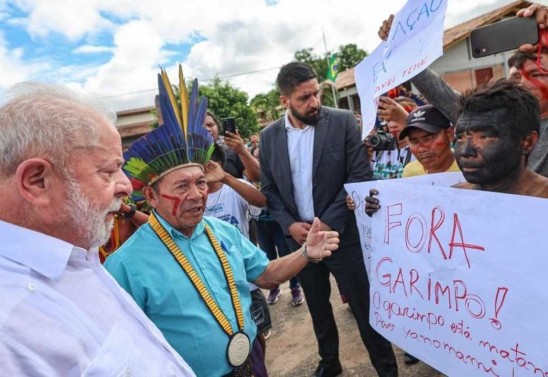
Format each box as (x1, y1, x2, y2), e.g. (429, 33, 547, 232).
(441, 63, 506, 94)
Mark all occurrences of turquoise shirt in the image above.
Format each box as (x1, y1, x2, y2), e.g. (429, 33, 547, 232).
(105, 213, 269, 377)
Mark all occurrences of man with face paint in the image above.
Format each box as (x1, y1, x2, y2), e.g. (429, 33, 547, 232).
(401, 105, 460, 177)
(377, 3, 548, 178)
(453, 80, 548, 195)
(260, 62, 398, 377)
(105, 67, 341, 377)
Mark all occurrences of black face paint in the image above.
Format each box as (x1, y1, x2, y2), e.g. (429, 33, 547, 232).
(454, 109, 522, 185)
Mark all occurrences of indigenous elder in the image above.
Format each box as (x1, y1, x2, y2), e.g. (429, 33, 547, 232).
(0, 82, 195, 375)
(365, 80, 548, 217)
(260, 62, 398, 377)
(105, 66, 340, 377)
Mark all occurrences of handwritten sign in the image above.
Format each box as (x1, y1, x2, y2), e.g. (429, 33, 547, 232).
(366, 181, 548, 376)
(355, 0, 448, 139)
(345, 172, 464, 277)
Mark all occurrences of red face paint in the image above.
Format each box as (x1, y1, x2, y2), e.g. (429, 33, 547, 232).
(520, 65, 548, 103)
(161, 194, 182, 216)
(537, 30, 548, 74)
(520, 29, 548, 104)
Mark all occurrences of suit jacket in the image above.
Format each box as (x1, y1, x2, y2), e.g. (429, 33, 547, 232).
(260, 107, 372, 247)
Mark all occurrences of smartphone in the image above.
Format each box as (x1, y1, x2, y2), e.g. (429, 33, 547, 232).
(471, 17, 538, 58)
(221, 117, 236, 135)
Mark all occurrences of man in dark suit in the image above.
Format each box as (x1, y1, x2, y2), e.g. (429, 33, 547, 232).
(260, 62, 398, 377)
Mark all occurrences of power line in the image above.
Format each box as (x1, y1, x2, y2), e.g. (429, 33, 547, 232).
(101, 65, 281, 99)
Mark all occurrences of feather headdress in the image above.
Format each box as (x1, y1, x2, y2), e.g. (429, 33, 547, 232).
(123, 65, 214, 201)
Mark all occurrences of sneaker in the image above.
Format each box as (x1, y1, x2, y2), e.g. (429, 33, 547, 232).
(263, 329, 271, 340)
(267, 288, 282, 304)
(291, 287, 304, 306)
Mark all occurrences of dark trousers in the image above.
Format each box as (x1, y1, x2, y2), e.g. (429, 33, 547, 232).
(289, 237, 398, 377)
(256, 219, 299, 290)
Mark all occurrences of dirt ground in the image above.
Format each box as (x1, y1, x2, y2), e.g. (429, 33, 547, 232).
(262, 277, 446, 377)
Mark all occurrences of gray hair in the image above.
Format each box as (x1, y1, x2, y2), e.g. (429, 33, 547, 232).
(0, 82, 117, 177)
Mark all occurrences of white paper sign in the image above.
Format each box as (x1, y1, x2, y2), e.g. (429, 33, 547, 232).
(369, 181, 548, 376)
(345, 172, 464, 277)
(355, 0, 448, 139)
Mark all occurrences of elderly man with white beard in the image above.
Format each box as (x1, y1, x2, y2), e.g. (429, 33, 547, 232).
(0, 82, 196, 376)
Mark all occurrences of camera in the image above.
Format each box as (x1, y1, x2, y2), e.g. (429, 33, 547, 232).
(366, 130, 396, 151)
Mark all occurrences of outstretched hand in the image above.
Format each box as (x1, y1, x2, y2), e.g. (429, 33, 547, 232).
(304, 217, 340, 260)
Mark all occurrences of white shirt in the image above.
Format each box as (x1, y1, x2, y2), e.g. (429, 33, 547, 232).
(0, 220, 195, 377)
(205, 180, 261, 239)
(285, 111, 315, 222)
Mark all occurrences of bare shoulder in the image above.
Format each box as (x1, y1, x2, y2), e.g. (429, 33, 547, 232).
(528, 174, 548, 199)
(451, 182, 477, 190)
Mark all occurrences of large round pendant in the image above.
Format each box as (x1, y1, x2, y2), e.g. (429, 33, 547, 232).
(227, 331, 251, 367)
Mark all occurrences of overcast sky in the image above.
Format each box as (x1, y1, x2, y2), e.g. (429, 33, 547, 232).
(0, 0, 545, 111)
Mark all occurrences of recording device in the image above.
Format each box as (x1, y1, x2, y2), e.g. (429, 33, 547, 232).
(470, 16, 539, 58)
(221, 117, 236, 135)
(366, 130, 396, 151)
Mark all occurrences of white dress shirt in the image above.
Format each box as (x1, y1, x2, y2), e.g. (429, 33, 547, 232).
(285, 111, 315, 222)
(0, 220, 195, 377)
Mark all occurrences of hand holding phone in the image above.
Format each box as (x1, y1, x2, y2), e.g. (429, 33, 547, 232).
(471, 17, 539, 58)
(221, 117, 236, 135)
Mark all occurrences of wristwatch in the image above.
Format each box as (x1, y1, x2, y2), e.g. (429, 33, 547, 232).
(300, 243, 322, 263)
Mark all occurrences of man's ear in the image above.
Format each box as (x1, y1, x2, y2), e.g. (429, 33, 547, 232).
(522, 131, 539, 155)
(142, 185, 158, 208)
(280, 95, 289, 109)
(15, 158, 56, 206)
(446, 127, 455, 142)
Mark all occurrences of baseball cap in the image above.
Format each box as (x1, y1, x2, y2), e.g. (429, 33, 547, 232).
(399, 105, 451, 140)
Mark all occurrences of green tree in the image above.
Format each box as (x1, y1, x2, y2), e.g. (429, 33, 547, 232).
(199, 77, 259, 138)
(250, 87, 281, 125)
(294, 48, 329, 83)
(337, 43, 368, 71)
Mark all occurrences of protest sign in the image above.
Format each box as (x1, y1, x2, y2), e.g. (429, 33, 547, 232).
(355, 0, 448, 139)
(345, 172, 464, 277)
(367, 181, 548, 376)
